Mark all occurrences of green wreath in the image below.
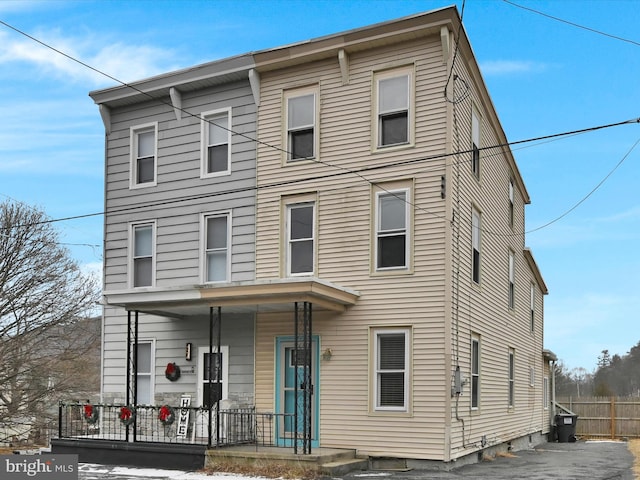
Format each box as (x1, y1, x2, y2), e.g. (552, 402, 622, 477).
(83, 404, 99, 424)
(158, 405, 175, 426)
(119, 405, 136, 426)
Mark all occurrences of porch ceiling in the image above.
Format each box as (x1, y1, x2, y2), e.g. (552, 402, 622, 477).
(102, 277, 360, 319)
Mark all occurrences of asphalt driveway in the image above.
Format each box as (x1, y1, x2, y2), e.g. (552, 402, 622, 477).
(344, 441, 635, 480)
(78, 441, 635, 480)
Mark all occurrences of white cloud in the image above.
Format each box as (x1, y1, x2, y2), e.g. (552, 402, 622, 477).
(0, 28, 178, 86)
(479, 60, 548, 76)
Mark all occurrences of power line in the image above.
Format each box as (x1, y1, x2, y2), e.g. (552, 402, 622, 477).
(5, 116, 637, 234)
(0, 17, 638, 240)
(502, 0, 640, 47)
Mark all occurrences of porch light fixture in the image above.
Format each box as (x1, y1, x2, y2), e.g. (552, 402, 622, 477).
(322, 348, 332, 361)
(185, 342, 192, 361)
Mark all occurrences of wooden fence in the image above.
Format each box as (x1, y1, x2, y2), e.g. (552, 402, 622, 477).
(556, 396, 640, 439)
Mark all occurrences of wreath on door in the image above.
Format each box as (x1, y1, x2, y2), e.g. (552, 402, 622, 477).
(165, 362, 181, 382)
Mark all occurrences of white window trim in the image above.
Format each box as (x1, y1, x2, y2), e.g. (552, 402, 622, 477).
(472, 207, 481, 284)
(130, 122, 158, 189)
(508, 349, 515, 408)
(374, 188, 410, 272)
(200, 211, 232, 283)
(200, 107, 232, 178)
(373, 66, 415, 152)
(285, 201, 316, 276)
(508, 250, 515, 309)
(471, 335, 480, 410)
(284, 86, 319, 162)
(530, 367, 535, 387)
(136, 338, 156, 405)
(530, 282, 536, 332)
(372, 327, 411, 413)
(509, 178, 515, 228)
(471, 109, 481, 179)
(129, 221, 156, 288)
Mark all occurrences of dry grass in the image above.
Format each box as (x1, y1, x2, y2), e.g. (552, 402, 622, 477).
(628, 439, 640, 479)
(203, 459, 324, 480)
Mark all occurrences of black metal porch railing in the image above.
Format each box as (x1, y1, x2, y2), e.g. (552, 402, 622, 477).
(58, 403, 294, 448)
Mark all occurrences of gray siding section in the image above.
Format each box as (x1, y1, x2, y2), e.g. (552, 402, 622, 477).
(101, 78, 257, 404)
(102, 308, 255, 407)
(103, 80, 256, 290)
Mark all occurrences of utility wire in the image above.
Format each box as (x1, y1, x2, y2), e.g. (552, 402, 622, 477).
(0, 18, 638, 239)
(503, 0, 640, 47)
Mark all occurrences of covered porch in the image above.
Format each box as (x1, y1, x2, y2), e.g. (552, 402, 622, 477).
(53, 278, 359, 469)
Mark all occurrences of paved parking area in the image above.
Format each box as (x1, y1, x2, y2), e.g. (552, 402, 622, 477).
(344, 441, 635, 480)
(78, 441, 635, 480)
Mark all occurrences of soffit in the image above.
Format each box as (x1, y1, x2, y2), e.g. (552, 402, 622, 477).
(103, 278, 360, 319)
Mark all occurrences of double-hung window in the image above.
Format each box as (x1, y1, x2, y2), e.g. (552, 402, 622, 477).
(201, 108, 231, 176)
(286, 202, 315, 275)
(471, 335, 480, 410)
(203, 212, 230, 283)
(375, 67, 413, 148)
(373, 328, 410, 412)
(543, 377, 549, 410)
(375, 189, 409, 271)
(132, 222, 155, 287)
(131, 123, 157, 187)
(472, 208, 481, 284)
(530, 283, 536, 332)
(136, 340, 154, 405)
(471, 110, 480, 178)
(285, 88, 317, 161)
(508, 251, 515, 309)
(508, 348, 515, 408)
(508, 179, 514, 228)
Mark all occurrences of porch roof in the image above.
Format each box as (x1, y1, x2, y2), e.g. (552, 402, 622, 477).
(102, 277, 360, 318)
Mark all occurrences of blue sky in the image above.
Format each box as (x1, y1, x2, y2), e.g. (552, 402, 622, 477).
(0, 0, 638, 373)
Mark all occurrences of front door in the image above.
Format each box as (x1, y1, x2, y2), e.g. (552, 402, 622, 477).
(195, 346, 228, 441)
(275, 336, 319, 447)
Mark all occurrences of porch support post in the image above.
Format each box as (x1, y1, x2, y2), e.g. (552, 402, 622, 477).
(208, 306, 213, 448)
(208, 306, 222, 448)
(133, 310, 139, 442)
(293, 301, 312, 454)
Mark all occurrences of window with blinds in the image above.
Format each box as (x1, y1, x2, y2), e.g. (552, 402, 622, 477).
(373, 328, 410, 412)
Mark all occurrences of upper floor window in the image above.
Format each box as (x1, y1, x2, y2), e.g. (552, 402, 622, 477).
(530, 282, 536, 332)
(508, 348, 515, 408)
(375, 189, 410, 271)
(285, 88, 317, 161)
(509, 178, 514, 228)
(471, 109, 480, 179)
(508, 250, 515, 309)
(374, 66, 414, 149)
(203, 212, 230, 283)
(286, 202, 315, 275)
(471, 335, 480, 410)
(372, 327, 410, 412)
(131, 222, 155, 287)
(130, 123, 157, 188)
(472, 208, 481, 284)
(201, 108, 231, 177)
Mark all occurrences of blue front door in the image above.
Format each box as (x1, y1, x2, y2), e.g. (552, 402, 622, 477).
(275, 336, 319, 447)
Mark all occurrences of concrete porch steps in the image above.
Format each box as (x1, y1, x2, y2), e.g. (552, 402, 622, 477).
(206, 446, 369, 475)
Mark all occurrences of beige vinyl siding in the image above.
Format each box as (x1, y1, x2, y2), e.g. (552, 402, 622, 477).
(255, 34, 450, 459)
(443, 55, 546, 458)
